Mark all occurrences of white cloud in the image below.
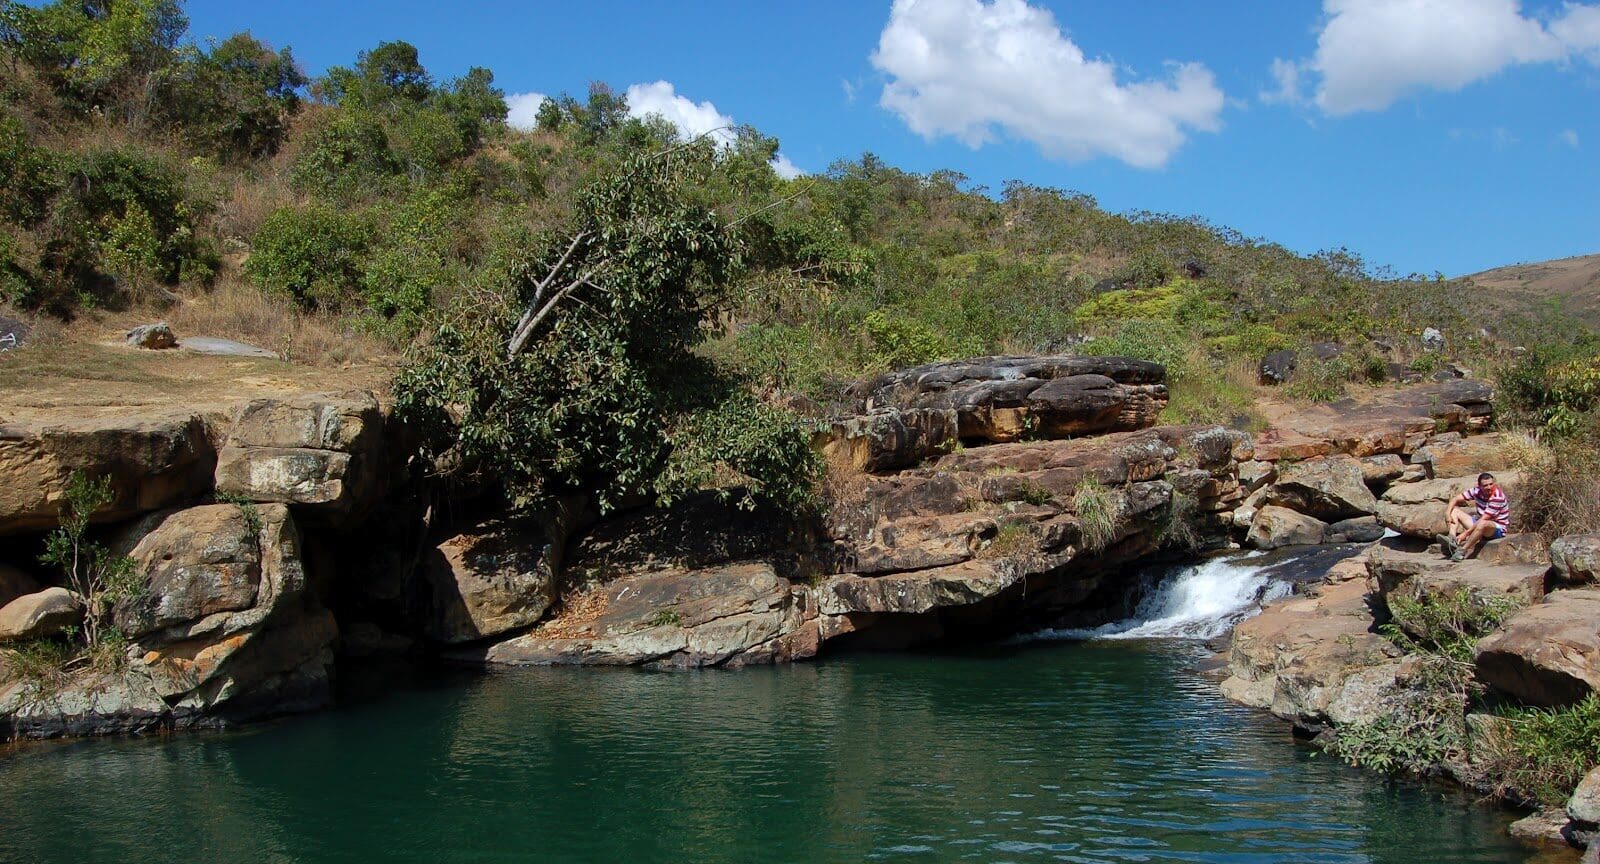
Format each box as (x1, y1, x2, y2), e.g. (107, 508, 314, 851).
(625, 81, 739, 146)
(869, 0, 1224, 169)
(624, 80, 804, 177)
(505, 91, 547, 130)
(1560, 128, 1582, 148)
(1261, 58, 1304, 105)
(1286, 0, 1600, 116)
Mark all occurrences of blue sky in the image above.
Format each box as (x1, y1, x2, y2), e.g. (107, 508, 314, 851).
(180, 0, 1600, 277)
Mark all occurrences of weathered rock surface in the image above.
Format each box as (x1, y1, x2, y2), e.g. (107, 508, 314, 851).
(1572, 766, 1600, 826)
(0, 587, 83, 641)
(1477, 533, 1552, 567)
(1368, 548, 1547, 614)
(1221, 574, 1405, 727)
(826, 356, 1169, 470)
(421, 517, 559, 644)
(113, 504, 277, 639)
(1325, 516, 1384, 544)
(1258, 349, 1298, 385)
(1265, 455, 1378, 521)
(1553, 536, 1600, 586)
(0, 411, 217, 534)
(125, 322, 177, 349)
(1476, 587, 1600, 707)
(479, 563, 813, 668)
(213, 391, 386, 521)
(1247, 506, 1326, 549)
(1411, 432, 1513, 479)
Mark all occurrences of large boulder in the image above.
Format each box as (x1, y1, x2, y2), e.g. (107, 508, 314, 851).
(1374, 471, 1522, 539)
(478, 562, 813, 669)
(1476, 587, 1600, 707)
(1552, 535, 1600, 586)
(1410, 432, 1513, 478)
(213, 392, 386, 522)
(0, 411, 217, 535)
(1571, 766, 1600, 825)
(1222, 576, 1406, 727)
(1366, 550, 1547, 636)
(1265, 456, 1378, 521)
(1247, 506, 1326, 550)
(1258, 350, 1297, 385)
(113, 504, 283, 639)
(125, 322, 177, 349)
(421, 517, 560, 644)
(0, 588, 83, 642)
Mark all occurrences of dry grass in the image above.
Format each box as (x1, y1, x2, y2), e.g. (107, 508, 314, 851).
(1511, 433, 1600, 540)
(164, 274, 395, 367)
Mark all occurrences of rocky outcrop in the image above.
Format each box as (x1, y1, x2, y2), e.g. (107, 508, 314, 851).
(1476, 588, 1600, 708)
(477, 563, 814, 668)
(826, 356, 1169, 471)
(1552, 536, 1600, 586)
(420, 516, 560, 644)
(0, 411, 217, 535)
(1247, 506, 1326, 549)
(1367, 548, 1547, 614)
(213, 392, 386, 524)
(1374, 472, 1522, 539)
(1264, 455, 1378, 522)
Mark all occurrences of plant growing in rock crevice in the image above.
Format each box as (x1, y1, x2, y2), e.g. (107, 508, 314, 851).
(1479, 694, 1600, 806)
(1072, 478, 1120, 553)
(1157, 490, 1203, 551)
(38, 471, 143, 652)
(1329, 588, 1522, 776)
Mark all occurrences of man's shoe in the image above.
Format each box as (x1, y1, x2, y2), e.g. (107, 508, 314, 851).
(1436, 534, 1458, 557)
(1450, 549, 1466, 562)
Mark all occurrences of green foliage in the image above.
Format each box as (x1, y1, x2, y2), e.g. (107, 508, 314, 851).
(1072, 478, 1120, 552)
(38, 471, 144, 650)
(647, 608, 683, 628)
(1487, 694, 1600, 806)
(215, 490, 263, 539)
(395, 144, 814, 514)
(1382, 587, 1523, 665)
(1327, 660, 1471, 775)
(1, 638, 72, 689)
(290, 112, 398, 199)
(654, 390, 819, 512)
(864, 308, 948, 370)
(1284, 357, 1351, 403)
(1016, 480, 1054, 507)
(1159, 490, 1203, 550)
(360, 185, 469, 330)
(158, 33, 306, 158)
(8, 0, 186, 114)
(1498, 341, 1600, 439)
(245, 204, 371, 309)
(0, 114, 60, 225)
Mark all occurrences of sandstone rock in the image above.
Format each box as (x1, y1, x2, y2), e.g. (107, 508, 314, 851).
(1552, 535, 1600, 586)
(1367, 549, 1546, 616)
(1247, 506, 1326, 550)
(821, 408, 958, 473)
(1326, 516, 1384, 544)
(1374, 471, 1522, 539)
(480, 562, 811, 668)
(213, 392, 386, 520)
(421, 517, 559, 644)
(0, 671, 169, 738)
(818, 560, 1023, 616)
(1266, 456, 1378, 521)
(0, 411, 217, 535)
(113, 504, 298, 640)
(1359, 454, 1405, 486)
(1411, 433, 1513, 478)
(125, 322, 177, 349)
(1572, 766, 1600, 825)
(178, 336, 277, 358)
(1222, 577, 1406, 727)
(1232, 485, 1269, 531)
(0, 562, 42, 608)
(1477, 533, 1552, 567)
(1476, 587, 1600, 707)
(1238, 460, 1275, 492)
(0, 588, 82, 641)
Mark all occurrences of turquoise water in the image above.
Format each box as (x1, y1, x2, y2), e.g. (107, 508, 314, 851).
(0, 640, 1535, 863)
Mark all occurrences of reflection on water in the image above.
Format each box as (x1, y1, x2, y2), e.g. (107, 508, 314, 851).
(0, 641, 1535, 863)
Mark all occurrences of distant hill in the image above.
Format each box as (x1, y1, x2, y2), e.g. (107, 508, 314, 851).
(1464, 253, 1600, 327)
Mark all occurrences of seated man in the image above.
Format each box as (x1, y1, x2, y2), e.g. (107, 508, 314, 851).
(1440, 472, 1509, 562)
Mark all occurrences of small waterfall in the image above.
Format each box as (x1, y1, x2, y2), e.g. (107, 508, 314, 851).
(1022, 553, 1296, 642)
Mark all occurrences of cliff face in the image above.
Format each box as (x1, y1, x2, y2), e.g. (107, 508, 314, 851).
(0, 352, 1503, 739)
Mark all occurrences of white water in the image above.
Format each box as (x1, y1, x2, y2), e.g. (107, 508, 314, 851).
(1022, 553, 1295, 642)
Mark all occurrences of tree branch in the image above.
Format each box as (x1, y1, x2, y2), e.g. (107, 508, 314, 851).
(506, 230, 590, 358)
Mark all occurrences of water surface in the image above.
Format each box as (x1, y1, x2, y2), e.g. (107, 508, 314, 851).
(0, 639, 1535, 863)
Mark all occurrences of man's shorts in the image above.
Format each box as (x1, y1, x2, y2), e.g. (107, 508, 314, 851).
(1472, 515, 1507, 539)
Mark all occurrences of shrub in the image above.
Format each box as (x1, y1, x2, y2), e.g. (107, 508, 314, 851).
(864, 308, 947, 370)
(1382, 587, 1523, 665)
(1284, 356, 1351, 403)
(1159, 490, 1203, 550)
(1511, 437, 1600, 539)
(245, 205, 371, 310)
(1073, 478, 1120, 552)
(39, 471, 143, 650)
(1481, 694, 1600, 806)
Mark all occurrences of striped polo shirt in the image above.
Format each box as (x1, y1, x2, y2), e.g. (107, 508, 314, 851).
(1465, 484, 1510, 528)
